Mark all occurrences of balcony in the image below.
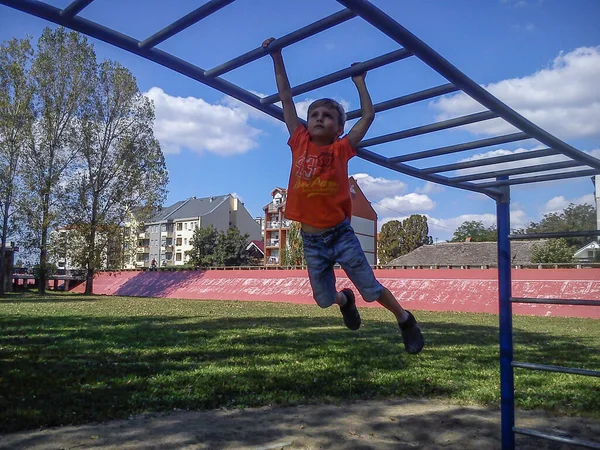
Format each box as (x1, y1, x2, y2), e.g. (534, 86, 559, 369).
(266, 256, 280, 265)
(136, 246, 150, 253)
(138, 232, 149, 239)
(267, 203, 282, 213)
(266, 239, 280, 247)
(266, 221, 281, 229)
(161, 230, 173, 238)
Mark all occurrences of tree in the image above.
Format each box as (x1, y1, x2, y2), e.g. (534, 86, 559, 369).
(450, 221, 497, 242)
(378, 215, 432, 264)
(70, 60, 168, 294)
(215, 227, 250, 266)
(187, 225, 218, 267)
(0, 37, 34, 296)
(531, 238, 574, 264)
(527, 203, 595, 248)
(378, 220, 403, 265)
(400, 214, 430, 254)
(282, 221, 305, 266)
(20, 27, 96, 294)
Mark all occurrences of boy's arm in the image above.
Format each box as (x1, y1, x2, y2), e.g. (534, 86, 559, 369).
(263, 38, 300, 136)
(346, 66, 375, 149)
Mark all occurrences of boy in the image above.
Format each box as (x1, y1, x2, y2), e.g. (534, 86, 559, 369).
(263, 38, 424, 354)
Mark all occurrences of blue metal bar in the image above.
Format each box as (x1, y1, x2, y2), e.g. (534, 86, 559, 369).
(514, 428, 600, 449)
(205, 9, 356, 77)
(495, 177, 515, 450)
(361, 111, 497, 148)
(0, 0, 286, 124)
(475, 169, 599, 188)
(139, 0, 235, 50)
(421, 148, 558, 174)
(356, 147, 503, 200)
(346, 83, 458, 120)
(509, 230, 600, 240)
(60, 0, 93, 17)
(512, 297, 600, 306)
(513, 361, 600, 377)
(389, 132, 529, 164)
(261, 48, 412, 104)
(448, 160, 583, 183)
(335, 0, 600, 172)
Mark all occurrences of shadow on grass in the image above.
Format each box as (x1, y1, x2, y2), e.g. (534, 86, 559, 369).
(0, 312, 598, 436)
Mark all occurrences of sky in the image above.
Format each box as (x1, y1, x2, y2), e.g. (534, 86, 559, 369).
(1, 0, 599, 241)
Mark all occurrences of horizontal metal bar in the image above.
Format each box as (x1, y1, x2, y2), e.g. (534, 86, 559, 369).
(514, 428, 600, 449)
(0, 0, 287, 124)
(512, 361, 600, 377)
(474, 169, 599, 188)
(345, 83, 458, 120)
(336, 0, 600, 171)
(205, 9, 356, 78)
(390, 132, 529, 164)
(509, 230, 600, 240)
(421, 148, 559, 174)
(261, 48, 412, 104)
(512, 297, 600, 306)
(139, 0, 235, 50)
(60, 0, 93, 17)
(361, 111, 497, 148)
(448, 160, 583, 183)
(356, 147, 502, 198)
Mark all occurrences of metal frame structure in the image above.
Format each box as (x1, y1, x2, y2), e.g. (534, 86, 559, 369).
(1, 0, 598, 448)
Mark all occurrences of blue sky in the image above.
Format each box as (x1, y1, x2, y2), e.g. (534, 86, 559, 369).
(1, 0, 599, 241)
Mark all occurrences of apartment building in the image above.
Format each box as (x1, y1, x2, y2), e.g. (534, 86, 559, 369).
(262, 178, 378, 266)
(129, 194, 261, 268)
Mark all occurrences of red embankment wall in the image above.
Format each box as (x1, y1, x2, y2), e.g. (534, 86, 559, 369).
(72, 269, 600, 319)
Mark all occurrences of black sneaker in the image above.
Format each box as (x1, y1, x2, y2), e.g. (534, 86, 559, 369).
(399, 311, 424, 354)
(340, 288, 361, 331)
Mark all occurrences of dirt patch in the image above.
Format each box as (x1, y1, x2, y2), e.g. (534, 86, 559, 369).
(1, 399, 598, 449)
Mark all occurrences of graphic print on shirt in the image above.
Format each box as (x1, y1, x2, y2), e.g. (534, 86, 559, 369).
(294, 151, 339, 198)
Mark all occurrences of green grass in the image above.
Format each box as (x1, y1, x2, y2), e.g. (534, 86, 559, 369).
(1, 291, 599, 433)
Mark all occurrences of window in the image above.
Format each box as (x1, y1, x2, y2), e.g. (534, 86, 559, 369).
(176, 238, 182, 246)
(176, 223, 182, 231)
(184, 238, 187, 245)
(176, 253, 182, 261)
(184, 222, 188, 230)
(161, 224, 166, 231)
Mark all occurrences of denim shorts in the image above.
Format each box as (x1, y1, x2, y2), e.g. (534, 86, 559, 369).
(301, 217, 384, 308)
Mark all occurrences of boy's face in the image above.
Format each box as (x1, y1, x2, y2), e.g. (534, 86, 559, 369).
(307, 105, 343, 142)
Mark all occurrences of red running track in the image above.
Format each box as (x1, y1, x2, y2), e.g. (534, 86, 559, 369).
(72, 268, 600, 318)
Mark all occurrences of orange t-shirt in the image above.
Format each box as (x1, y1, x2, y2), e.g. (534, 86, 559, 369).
(285, 125, 356, 228)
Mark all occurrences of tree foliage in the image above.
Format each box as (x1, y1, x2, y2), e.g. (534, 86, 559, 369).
(187, 226, 250, 267)
(378, 215, 431, 264)
(70, 60, 168, 293)
(20, 27, 96, 294)
(187, 225, 218, 267)
(282, 221, 305, 266)
(531, 238, 574, 264)
(524, 203, 596, 248)
(0, 37, 34, 295)
(450, 221, 497, 242)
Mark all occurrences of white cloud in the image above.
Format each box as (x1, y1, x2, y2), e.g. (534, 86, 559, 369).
(541, 194, 595, 214)
(415, 181, 445, 194)
(374, 193, 436, 217)
(431, 47, 600, 139)
(145, 87, 261, 156)
(351, 173, 407, 200)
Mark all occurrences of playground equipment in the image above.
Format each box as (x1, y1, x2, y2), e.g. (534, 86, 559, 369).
(1, 1, 598, 448)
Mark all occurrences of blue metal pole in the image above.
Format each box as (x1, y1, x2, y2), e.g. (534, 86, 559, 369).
(496, 177, 515, 450)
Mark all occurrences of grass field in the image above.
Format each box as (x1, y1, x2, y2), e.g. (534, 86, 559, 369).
(1, 291, 599, 433)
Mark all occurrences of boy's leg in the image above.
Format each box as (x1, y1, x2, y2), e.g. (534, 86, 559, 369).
(302, 230, 361, 330)
(334, 225, 424, 353)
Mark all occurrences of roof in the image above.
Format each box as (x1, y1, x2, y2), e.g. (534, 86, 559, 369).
(148, 195, 230, 223)
(247, 240, 265, 254)
(573, 241, 599, 258)
(387, 241, 547, 267)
